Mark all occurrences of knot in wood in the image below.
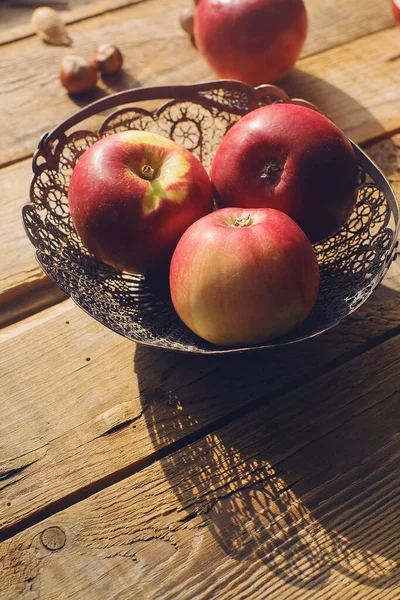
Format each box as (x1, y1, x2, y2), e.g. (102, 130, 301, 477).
(40, 526, 66, 551)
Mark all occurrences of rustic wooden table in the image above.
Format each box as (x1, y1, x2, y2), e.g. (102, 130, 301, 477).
(1, 0, 400, 598)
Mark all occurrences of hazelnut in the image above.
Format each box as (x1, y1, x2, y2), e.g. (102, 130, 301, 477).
(93, 44, 123, 74)
(60, 55, 98, 94)
(180, 7, 195, 37)
(31, 6, 71, 46)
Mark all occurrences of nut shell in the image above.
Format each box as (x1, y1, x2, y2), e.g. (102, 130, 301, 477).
(93, 44, 123, 74)
(60, 55, 98, 94)
(31, 6, 71, 46)
(180, 7, 195, 37)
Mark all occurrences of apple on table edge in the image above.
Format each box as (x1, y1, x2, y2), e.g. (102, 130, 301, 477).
(194, 0, 308, 85)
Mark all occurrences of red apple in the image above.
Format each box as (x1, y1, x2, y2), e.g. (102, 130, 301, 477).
(193, 0, 308, 85)
(392, 0, 400, 24)
(211, 103, 359, 243)
(170, 207, 320, 346)
(68, 130, 214, 275)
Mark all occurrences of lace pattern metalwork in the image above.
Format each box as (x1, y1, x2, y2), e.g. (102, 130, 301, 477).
(23, 81, 399, 353)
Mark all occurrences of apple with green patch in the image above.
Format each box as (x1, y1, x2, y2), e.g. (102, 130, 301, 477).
(68, 130, 213, 275)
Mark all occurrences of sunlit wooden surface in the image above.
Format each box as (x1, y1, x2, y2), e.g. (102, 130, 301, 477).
(1, 1, 400, 597)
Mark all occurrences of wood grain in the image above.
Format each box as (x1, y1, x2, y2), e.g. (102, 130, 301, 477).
(0, 0, 209, 168)
(1, 331, 400, 599)
(0, 0, 146, 46)
(1, 1, 400, 597)
(281, 24, 400, 144)
(0, 0, 394, 55)
(1, 130, 399, 526)
(303, 0, 394, 57)
(0, 0, 399, 168)
(0, 243, 399, 536)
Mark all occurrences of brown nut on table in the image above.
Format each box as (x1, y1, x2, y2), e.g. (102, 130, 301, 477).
(93, 44, 124, 74)
(180, 7, 195, 37)
(60, 55, 98, 94)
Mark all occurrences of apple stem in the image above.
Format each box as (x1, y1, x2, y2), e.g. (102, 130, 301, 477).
(141, 164, 155, 180)
(232, 214, 252, 228)
(260, 160, 280, 180)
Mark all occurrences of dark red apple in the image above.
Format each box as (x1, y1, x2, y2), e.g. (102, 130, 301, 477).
(194, 0, 308, 85)
(170, 206, 320, 346)
(392, 0, 400, 25)
(68, 130, 214, 275)
(211, 103, 359, 243)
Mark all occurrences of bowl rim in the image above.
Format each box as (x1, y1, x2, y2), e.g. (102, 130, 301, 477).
(23, 79, 400, 354)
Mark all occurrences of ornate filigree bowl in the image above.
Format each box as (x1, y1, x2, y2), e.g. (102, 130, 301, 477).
(23, 81, 399, 354)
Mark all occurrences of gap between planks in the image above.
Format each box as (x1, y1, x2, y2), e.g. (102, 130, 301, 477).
(1, 313, 400, 544)
(1, 0, 400, 170)
(1, 328, 400, 598)
(0, 0, 395, 64)
(0, 0, 148, 46)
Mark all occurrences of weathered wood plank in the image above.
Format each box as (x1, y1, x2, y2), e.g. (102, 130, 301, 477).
(0, 0, 210, 168)
(303, 0, 394, 57)
(282, 24, 400, 144)
(0, 0, 394, 58)
(0, 0, 146, 46)
(0, 0, 400, 168)
(1, 331, 400, 599)
(0, 241, 399, 537)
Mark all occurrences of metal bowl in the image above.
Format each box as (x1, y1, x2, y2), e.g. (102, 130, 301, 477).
(22, 80, 400, 354)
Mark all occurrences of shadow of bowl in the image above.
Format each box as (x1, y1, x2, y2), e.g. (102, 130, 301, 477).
(133, 73, 400, 593)
(278, 67, 389, 148)
(135, 279, 400, 592)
